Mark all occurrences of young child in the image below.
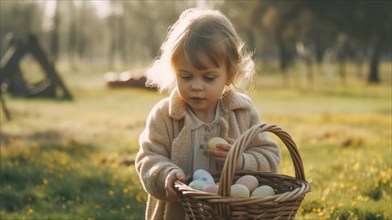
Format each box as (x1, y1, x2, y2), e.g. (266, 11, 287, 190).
(135, 8, 281, 220)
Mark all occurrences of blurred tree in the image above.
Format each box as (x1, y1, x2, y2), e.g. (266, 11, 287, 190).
(77, 1, 88, 62)
(216, 1, 259, 52)
(106, 0, 193, 67)
(2, 0, 389, 82)
(50, 0, 60, 63)
(220, 1, 321, 85)
(60, 1, 78, 67)
(262, 2, 302, 74)
(67, 1, 78, 66)
(220, 0, 390, 85)
(107, 1, 120, 68)
(74, 1, 105, 64)
(223, 1, 305, 84)
(0, 1, 44, 57)
(307, 1, 391, 83)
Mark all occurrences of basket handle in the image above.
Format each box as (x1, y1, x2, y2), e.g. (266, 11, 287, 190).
(218, 123, 306, 197)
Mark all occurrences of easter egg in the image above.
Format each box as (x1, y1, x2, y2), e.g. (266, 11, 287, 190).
(189, 180, 207, 191)
(251, 185, 275, 197)
(235, 175, 259, 192)
(230, 184, 250, 198)
(193, 169, 215, 184)
(208, 137, 228, 150)
(202, 184, 219, 194)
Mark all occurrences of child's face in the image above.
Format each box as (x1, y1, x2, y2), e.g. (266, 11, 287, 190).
(175, 52, 228, 121)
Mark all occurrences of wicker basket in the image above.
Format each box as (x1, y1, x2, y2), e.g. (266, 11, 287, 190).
(175, 123, 311, 220)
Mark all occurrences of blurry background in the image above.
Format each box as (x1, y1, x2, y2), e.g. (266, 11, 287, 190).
(1, 0, 391, 82)
(1, 1, 391, 220)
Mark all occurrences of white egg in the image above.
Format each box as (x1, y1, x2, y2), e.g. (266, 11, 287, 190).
(230, 184, 250, 198)
(193, 169, 215, 184)
(251, 185, 275, 197)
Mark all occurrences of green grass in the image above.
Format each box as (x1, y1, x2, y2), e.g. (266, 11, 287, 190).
(0, 134, 147, 219)
(1, 61, 391, 219)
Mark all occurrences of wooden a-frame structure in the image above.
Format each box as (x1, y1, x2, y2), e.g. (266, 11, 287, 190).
(1, 34, 72, 119)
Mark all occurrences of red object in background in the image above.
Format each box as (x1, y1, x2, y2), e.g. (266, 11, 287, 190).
(105, 71, 156, 90)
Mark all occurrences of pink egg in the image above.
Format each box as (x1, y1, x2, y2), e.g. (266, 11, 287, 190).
(235, 175, 259, 192)
(202, 184, 219, 194)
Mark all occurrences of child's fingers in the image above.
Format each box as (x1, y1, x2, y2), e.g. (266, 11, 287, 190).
(215, 143, 231, 151)
(224, 136, 235, 144)
(176, 171, 185, 182)
(209, 149, 229, 165)
(165, 169, 185, 201)
(210, 149, 228, 156)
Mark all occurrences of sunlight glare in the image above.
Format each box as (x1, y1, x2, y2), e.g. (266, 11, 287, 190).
(90, 0, 111, 18)
(41, 0, 56, 31)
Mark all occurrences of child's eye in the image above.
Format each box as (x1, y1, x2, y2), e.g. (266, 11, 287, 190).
(204, 76, 215, 82)
(180, 74, 192, 81)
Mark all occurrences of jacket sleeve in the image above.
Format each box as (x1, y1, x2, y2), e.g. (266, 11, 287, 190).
(135, 103, 181, 201)
(241, 99, 281, 173)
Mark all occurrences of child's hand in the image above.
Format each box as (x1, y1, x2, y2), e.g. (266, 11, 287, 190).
(165, 169, 185, 202)
(208, 137, 244, 169)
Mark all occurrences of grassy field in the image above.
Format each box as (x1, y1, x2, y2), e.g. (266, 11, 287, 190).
(1, 61, 391, 219)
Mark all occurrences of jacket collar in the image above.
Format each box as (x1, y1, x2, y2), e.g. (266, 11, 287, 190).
(168, 88, 248, 120)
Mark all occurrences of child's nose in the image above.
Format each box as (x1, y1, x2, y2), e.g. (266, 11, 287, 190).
(190, 79, 203, 90)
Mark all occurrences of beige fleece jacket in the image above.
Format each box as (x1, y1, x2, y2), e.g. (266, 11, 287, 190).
(135, 89, 281, 220)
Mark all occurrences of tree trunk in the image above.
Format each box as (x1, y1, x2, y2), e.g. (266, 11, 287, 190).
(67, 1, 77, 67)
(50, 1, 60, 64)
(338, 60, 346, 85)
(368, 37, 381, 83)
(277, 36, 289, 85)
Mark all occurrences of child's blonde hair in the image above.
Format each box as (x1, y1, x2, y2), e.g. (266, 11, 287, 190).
(146, 8, 255, 93)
